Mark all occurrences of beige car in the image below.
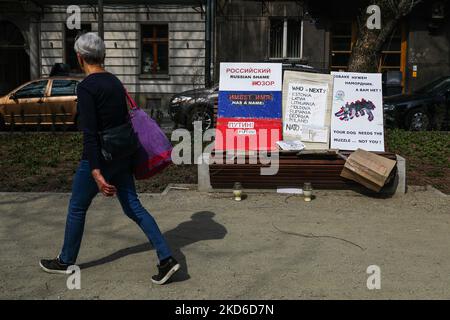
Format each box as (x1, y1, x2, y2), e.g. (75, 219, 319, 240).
(0, 77, 82, 130)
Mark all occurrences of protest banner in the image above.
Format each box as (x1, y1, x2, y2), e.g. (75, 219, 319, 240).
(215, 63, 282, 151)
(282, 71, 333, 150)
(284, 82, 328, 139)
(330, 72, 385, 151)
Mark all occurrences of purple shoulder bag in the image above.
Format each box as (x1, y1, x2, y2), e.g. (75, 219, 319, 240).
(125, 90, 173, 179)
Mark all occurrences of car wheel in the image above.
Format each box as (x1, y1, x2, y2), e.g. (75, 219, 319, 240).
(406, 108, 431, 131)
(187, 105, 214, 131)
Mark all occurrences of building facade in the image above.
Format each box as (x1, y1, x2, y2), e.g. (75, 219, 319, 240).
(216, 0, 450, 93)
(0, 0, 207, 115)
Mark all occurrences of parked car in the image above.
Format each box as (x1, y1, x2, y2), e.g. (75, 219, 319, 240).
(169, 62, 324, 131)
(168, 85, 218, 131)
(0, 76, 82, 130)
(384, 76, 450, 131)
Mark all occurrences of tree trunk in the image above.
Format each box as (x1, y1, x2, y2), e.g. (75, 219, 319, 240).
(348, 17, 398, 72)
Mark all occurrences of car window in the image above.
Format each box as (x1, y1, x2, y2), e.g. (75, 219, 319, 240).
(15, 80, 48, 99)
(51, 80, 79, 96)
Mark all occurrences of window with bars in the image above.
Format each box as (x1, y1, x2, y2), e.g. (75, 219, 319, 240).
(269, 18, 302, 59)
(141, 24, 169, 75)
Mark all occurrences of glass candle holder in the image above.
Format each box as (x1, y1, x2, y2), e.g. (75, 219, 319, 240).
(233, 182, 243, 201)
(303, 182, 313, 202)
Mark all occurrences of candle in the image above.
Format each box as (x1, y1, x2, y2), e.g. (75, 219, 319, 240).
(303, 182, 313, 202)
(233, 182, 243, 201)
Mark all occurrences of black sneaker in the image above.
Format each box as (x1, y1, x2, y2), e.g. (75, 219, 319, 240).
(151, 257, 180, 285)
(39, 257, 70, 274)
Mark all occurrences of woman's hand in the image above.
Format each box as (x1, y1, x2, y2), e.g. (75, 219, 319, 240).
(92, 169, 116, 197)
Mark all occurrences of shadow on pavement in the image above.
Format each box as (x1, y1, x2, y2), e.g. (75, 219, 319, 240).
(79, 211, 227, 283)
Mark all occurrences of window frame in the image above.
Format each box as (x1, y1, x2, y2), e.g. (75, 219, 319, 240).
(330, 20, 357, 72)
(378, 21, 408, 89)
(139, 23, 170, 79)
(268, 17, 303, 60)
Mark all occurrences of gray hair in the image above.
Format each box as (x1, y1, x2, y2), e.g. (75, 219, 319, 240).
(74, 32, 105, 65)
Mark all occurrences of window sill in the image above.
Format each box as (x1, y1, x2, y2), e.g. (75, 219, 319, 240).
(139, 74, 171, 80)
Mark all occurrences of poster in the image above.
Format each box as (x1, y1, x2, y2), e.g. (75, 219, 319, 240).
(282, 71, 333, 150)
(215, 63, 282, 151)
(330, 72, 385, 151)
(284, 82, 328, 139)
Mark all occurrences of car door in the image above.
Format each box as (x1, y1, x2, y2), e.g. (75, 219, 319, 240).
(44, 79, 79, 125)
(5, 80, 49, 125)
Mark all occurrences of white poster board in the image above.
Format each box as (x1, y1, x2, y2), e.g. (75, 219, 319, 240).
(330, 72, 385, 151)
(282, 71, 333, 149)
(284, 82, 328, 139)
(219, 63, 282, 91)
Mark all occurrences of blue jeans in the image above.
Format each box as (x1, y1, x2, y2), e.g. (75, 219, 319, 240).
(59, 159, 172, 265)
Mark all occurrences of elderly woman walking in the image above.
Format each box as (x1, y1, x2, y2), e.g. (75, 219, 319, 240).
(39, 32, 180, 285)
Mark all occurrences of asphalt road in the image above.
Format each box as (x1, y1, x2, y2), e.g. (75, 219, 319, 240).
(0, 186, 449, 299)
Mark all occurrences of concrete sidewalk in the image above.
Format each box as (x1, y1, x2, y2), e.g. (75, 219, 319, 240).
(0, 187, 449, 299)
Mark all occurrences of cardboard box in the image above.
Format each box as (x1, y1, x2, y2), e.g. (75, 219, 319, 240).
(340, 149, 397, 192)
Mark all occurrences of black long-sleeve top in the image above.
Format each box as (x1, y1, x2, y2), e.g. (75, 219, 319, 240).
(77, 72, 129, 170)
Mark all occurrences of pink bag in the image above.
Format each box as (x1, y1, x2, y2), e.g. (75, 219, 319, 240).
(125, 91, 173, 179)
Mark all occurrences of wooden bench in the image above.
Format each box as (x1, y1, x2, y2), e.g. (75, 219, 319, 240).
(206, 150, 399, 192)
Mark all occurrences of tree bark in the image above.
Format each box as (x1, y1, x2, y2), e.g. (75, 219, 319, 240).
(348, 0, 421, 72)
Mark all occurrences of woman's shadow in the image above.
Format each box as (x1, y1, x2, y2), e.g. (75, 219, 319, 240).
(79, 211, 227, 282)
